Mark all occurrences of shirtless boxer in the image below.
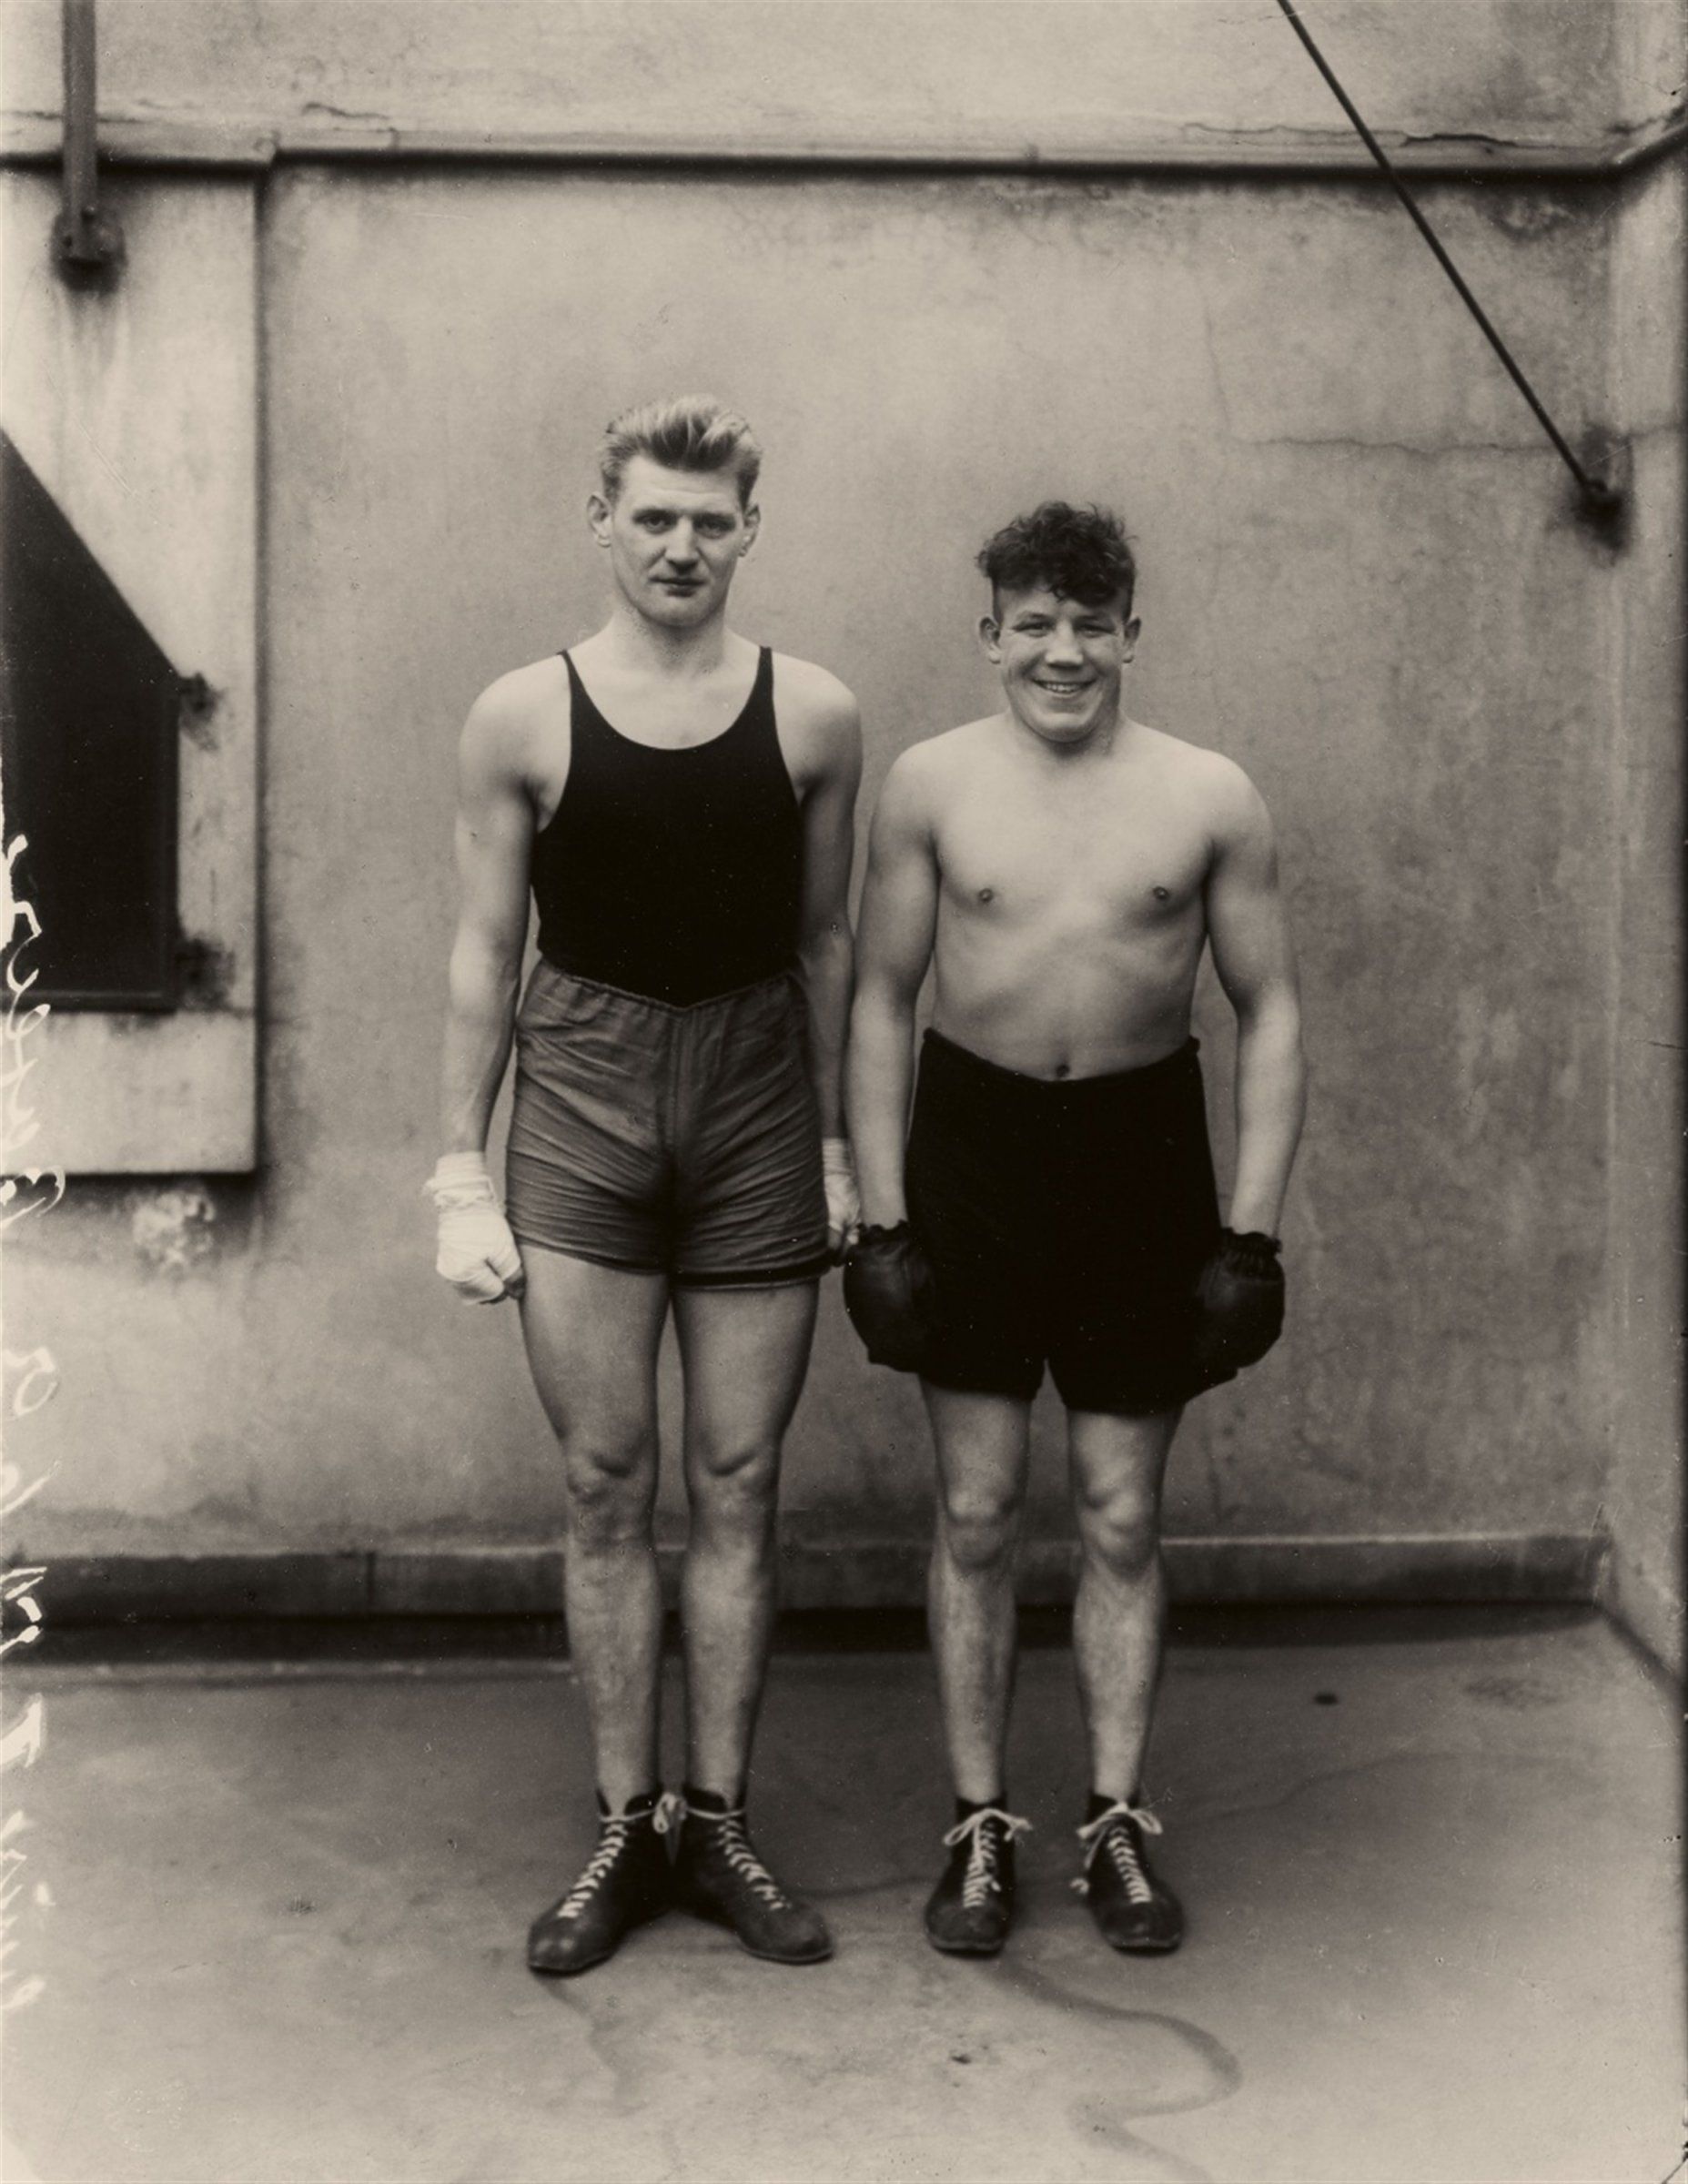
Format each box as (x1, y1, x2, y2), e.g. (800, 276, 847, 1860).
(430, 398, 862, 1973)
(844, 502, 1305, 1956)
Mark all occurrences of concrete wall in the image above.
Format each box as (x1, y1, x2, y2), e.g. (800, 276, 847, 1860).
(1, 0, 1682, 157)
(1599, 153, 1684, 1676)
(3, 2, 1681, 1613)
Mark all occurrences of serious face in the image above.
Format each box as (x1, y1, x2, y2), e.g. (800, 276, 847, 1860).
(980, 585, 1139, 748)
(588, 457, 760, 630)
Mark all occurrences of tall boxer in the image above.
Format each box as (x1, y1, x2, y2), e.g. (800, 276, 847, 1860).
(845, 502, 1305, 1956)
(431, 398, 862, 1972)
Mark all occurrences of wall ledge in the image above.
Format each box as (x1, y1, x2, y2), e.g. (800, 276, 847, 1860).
(23, 1531, 1602, 1623)
(1, 109, 1683, 180)
(1595, 1538, 1685, 1684)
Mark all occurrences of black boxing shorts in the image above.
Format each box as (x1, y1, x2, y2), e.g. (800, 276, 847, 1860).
(905, 1029, 1223, 1414)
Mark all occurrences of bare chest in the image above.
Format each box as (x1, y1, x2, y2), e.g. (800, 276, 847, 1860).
(935, 784, 1210, 935)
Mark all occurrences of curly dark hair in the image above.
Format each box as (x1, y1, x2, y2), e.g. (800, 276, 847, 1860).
(976, 502, 1136, 617)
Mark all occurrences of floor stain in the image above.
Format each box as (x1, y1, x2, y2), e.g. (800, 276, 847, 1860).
(1463, 1673, 1559, 1707)
(1000, 1956, 1242, 2182)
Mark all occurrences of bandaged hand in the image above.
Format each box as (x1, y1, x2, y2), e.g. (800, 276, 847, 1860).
(425, 1150, 526, 1305)
(1188, 1228, 1283, 1386)
(821, 1137, 862, 1260)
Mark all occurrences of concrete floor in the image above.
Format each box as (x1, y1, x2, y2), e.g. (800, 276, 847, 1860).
(2, 1608, 1681, 2184)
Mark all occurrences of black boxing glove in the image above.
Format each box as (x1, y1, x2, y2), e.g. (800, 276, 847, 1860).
(843, 1222, 939, 1373)
(1188, 1228, 1285, 1386)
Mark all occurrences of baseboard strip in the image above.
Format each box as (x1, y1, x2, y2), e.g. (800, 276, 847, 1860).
(24, 1532, 1601, 1623)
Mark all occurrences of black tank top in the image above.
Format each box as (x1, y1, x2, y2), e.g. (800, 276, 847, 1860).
(530, 646, 804, 1006)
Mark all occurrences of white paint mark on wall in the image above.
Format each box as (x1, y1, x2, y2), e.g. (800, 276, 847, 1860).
(130, 1183, 216, 1274)
(3, 1352, 57, 1421)
(0, 820, 60, 2016)
(0, 1568, 45, 1663)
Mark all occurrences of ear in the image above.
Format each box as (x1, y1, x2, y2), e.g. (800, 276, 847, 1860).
(738, 500, 762, 556)
(977, 612, 1003, 664)
(586, 490, 612, 546)
(1121, 613, 1142, 662)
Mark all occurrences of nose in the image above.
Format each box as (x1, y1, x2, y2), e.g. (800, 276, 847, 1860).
(1045, 622, 1084, 664)
(664, 522, 701, 567)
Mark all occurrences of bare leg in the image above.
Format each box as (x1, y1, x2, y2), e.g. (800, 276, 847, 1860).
(672, 1280, 818, 1798)
(923, 1385, 1033, 1803)
(1067, 1405, 1183, 1800)
(520, 1249, 670, 1809)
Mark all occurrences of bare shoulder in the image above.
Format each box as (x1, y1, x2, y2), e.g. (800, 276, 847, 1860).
(890, 713, 999, 792)
(772, 651, 861, 753)
(1142, 724, 1272, 843)
(871, 715, 996, 843)
(460, 655, 567, 784)
(773, 652, 858, 733)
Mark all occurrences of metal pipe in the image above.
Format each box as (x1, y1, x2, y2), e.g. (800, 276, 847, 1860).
(52, 0, 122, 278)
(2, 112, 1683, 183)
(1606, 111, 1688, 175)
(1275, 0, 1622, 528)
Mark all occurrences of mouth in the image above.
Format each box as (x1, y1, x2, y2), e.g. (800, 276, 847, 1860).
(654, 576, 703, 592)
(1033, 679, 1091, 697)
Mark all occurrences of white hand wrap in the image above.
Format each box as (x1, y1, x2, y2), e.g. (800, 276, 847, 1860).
(821, 1137, 861, 1258)
(425, 1150, 526, 1305)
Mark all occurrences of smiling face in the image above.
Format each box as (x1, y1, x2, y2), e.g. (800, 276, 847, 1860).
(980, 584, 1140, 747)
(588, 456, 760, 631)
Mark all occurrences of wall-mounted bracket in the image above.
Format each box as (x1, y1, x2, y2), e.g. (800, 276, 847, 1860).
(51, 0, 123, 283)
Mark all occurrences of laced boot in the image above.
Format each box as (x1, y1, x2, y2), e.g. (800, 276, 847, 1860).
(526, 1789, 680, 1975)
(924, 1804, 1033, 1956)
(1075, 1799, 1184, 1954)
(670, 1787, 833, 1964)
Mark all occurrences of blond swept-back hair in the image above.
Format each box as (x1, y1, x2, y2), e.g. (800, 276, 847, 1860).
(598, 395, 763, 507)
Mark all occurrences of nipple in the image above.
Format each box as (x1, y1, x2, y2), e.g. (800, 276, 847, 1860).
(978, 887, 995, 904)
(1152, 885, 1170, 902)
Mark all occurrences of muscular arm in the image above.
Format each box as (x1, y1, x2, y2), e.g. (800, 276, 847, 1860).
(793, 693, 864, 1138)
(440, 687, 536, 1154)
(846, 754, 940, 1227)
(1204, 772, 1307, 1236)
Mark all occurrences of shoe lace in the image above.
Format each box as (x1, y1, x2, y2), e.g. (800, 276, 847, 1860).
(552, 1794, 681, 1921)
(1074, 1801, 1163, 1906)
(693, 1805, 792, 1908)
(941, 1808, 1032, 1910)
(554, 1818, 635, 1920)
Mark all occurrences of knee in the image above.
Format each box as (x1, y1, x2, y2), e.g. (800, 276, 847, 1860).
(938, 1484, 1024, 1576)
(563, 1433, 655, 1549)
(1076, 1489, 1160, 1579)
(688, 1437, 781, 1534)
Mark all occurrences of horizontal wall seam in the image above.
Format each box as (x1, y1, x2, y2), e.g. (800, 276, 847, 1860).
(1, 111, 1683, 182)
(25, 1532, 1604, 1620)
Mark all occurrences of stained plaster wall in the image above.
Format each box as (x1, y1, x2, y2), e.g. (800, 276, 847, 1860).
(1598, 153, 1684, 1675)
(1, 2, 1680, 1613)
(0, 1, 1682, 157)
